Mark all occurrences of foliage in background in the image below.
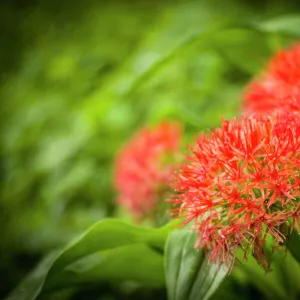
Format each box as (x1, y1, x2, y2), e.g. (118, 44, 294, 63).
(1, 0, 300, 299)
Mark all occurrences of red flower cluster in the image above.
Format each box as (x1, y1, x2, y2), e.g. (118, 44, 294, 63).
(244, 43, 300, 115)
(173, 115, 300, 266)
(115, 122, 181, 220)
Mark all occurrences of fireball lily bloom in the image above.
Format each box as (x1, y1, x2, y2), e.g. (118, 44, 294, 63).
(244, 43, 300, 115)
(115, 122, 181, 220)
(172, 115, 300, 267)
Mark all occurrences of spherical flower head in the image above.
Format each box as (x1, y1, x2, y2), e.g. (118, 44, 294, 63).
(115, 122, 181, 220)
(243, 43, 300, 115)
(172, 115, 299, 268)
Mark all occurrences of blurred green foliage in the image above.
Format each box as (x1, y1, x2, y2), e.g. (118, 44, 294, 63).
(1, 0, 300, 298)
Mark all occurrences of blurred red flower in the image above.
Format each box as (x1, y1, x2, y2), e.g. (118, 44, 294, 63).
(172, 115, 300, 267)
(244, 43, 300, 114)
(115, 122, 181, 220)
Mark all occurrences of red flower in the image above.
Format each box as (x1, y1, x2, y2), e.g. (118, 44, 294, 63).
(172, 115, 300, 267)
(244, 43, 300, 115)
(115, 122, 181, 220)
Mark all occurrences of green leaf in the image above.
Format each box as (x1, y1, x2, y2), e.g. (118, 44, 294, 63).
(5, 252, 60, 300)
(165, 229, 229, 300)
(45, 244, 165, 291)
(287, 230, 300, 263)
(232, 253, 286, 300)
(255, 15, 300, 37)
(210, 29, 272, 74)
(274, 250, 300, 300)
(7, 219, 174, 300)
(232, 245, 300, 300)
(48, 218, 171, 275)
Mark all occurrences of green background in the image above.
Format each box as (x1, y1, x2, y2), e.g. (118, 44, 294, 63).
(1, 0, 300, 298)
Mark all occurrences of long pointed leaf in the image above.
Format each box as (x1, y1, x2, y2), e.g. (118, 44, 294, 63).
(165, 230, 229, 300)
(7, 219, 174, 300)
(286, 230, 300, 264)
